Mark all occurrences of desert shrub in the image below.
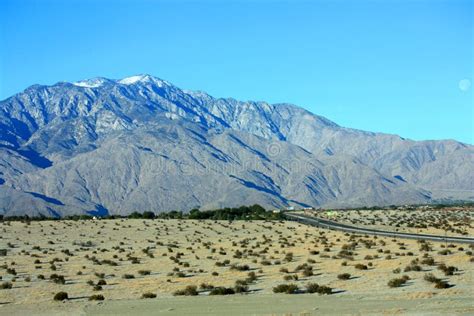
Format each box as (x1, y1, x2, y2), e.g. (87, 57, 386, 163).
(284, 274, 298, 281)
(423, 273, 439, 283)
(388, 277, 407, 288)
(354, 264, 368, 270)
(173, 285, 198, 296)
(138, 270, 151, 276)
(50, 274, 66, 284)
(316, 285, 332, 295)
(434, 280, 450, 289)
(200, 283, 215, 290)
(246, 272, 257, 283)
(230, 264, 249, 271)
(6, 268, 17, 275)
(0, 282, 12, 289)
(209, 287, 235, 295)
(93, 285, 102, 291)
(305, 282, 332, 294)
(211, 271, 219, 276)
(337, 273, 351, 280)
(89, 294, 105, 301)
(122, 274, 135, 279)
(272, 284, 298, 294)
(404, 264, 422, 272)
(438, 250, 451, 256)
(392, 268, 401, 274)
(141, 292, 157, 299)
(53, 292, 68, 301)
(305, 282, 320, 294)
(234, 284, 249, 293)
(438, 264, 458, 276)
(97, 279, 107, 286)
(419, 242, 432, 252)
(421, 257, 435, 265)
(302, 268, 314, 277)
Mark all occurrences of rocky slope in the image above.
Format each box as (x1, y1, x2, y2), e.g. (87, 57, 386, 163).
(0, 74, 472, 216)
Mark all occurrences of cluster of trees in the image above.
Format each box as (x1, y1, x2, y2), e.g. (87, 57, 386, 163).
(142, 204, 282, 220)
(187, 204, 281, 220)
(0, 204, 283, 221)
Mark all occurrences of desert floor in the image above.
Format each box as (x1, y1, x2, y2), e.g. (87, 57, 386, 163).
(1, 215, 473, 315)
(315, 208, 474, 237)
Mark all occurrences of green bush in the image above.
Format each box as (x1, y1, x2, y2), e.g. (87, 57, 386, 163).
(434, 280, 450, 289)
(53, 292, 68, 301)
(89, 294, 105, 301)
(337, 273, 351, 280)
(306, 283, 319, 293)
(354, 264, 368, 270)
(0, 282, 12, 289)
(423, 273, 439, 283)
(141, 292, 157, 299)
(200, 283, 215, 290)
(284, 274, 298, 281)
(138, 270, 151, 276)
(50, 274, 66, 284)
(272, 284, 298, 294)
(209, 287, 236, 295)
(230, 264, 250, 271)
(93, 285, 102, 291)
(306, 283, 332, 295)
(173, 285, 198, 296)
(388, 277, 407, 288)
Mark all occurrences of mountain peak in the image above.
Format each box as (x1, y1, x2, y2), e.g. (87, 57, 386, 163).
(118, 74, 169, 87)
(70, 74, 171, 89)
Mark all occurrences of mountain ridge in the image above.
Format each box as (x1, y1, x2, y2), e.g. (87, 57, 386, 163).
(0, 74, 472, 217)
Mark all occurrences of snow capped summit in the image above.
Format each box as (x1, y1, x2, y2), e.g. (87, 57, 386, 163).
(118, 74, 169, 87)
(73, 77, 110, 88)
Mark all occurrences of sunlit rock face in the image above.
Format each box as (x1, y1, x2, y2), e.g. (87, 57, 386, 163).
(0, 75, 472, 216)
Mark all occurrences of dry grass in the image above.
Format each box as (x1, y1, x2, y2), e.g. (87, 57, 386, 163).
(0, 215, 472, 307)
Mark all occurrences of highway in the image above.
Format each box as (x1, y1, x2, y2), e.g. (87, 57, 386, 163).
(284, 212, 474, 244)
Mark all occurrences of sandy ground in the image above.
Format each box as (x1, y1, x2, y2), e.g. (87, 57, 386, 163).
(1, 218, 473, 315)
(2, 293, 474, 316)
(314, 209, 474, 237)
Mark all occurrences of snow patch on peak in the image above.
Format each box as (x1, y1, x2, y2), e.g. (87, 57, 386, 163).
(118, 74, 169, 87)
(119, 75, 148, 85)
(73, 78, 108, 88)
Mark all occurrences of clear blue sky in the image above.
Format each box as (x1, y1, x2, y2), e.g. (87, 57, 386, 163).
(1, 0, 472, 143)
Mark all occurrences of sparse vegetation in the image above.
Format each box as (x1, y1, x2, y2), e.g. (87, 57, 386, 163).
(273, 284, 298, 294)
(53, 292, 68, 301)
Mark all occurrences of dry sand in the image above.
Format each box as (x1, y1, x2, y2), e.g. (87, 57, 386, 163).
(1, 216, 473, 315)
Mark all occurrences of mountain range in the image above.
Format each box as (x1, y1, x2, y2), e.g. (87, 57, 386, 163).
(0, 74, 472, 217)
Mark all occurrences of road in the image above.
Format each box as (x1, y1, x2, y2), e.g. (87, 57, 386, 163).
(284, 212, 474, 244)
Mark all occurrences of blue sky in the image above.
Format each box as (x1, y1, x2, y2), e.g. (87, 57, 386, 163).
(1, 0, 472, 143)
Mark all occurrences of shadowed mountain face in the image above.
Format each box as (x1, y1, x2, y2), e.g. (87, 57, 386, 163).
(0, 74, 472, 216)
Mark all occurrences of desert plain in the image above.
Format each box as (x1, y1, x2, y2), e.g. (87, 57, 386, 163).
(0, 209, 473, 315)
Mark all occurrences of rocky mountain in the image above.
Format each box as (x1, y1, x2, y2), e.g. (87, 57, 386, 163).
(0, 74, 472, 217)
